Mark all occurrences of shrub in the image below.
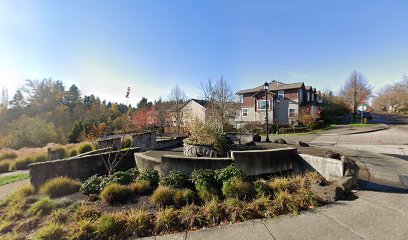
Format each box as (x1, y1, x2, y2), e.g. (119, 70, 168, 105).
(69, 149, 78, 157)
(177, 188, 196, 205)
(14, 156, 35, 170)
(33, 154, 48, 163)
(215, 164, 246, 183)
(0, 161, 11, 173)
(40, 177, 81, 198)
(29, 197, 56, 216)
(179, 204, 205, 229)
(111, 168, 138, 185)
(197, 186, 219, 203)
(126, 208, 152, 237)
(67, 219, 95, 240)
(269, 177, 290, 192)
(100, 183, 132, 205)
(191, 169, 218, 190)
(0, 150, 18, 160)
(224, 198, 249, 222)
(78, 144, 93, 154)
(151, 186, 176, 207)
(122, 138, 132, 148)
(95, 212, 126, 239)
(254, 180, 272, 197)
(80, 175, 105, 195)
(160, 170, 189, 189)
(34, 223, 64, 240)
(222, 177, 255, 200)
(136, 169, 160, 187)
(130, 180, 152, 195)
(246, 195, 273, 219)
(154, 207, 180, 234)
(295, 188, 319, 209)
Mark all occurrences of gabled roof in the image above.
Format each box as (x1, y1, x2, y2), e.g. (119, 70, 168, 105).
(190, 99, 209, 108)
(237, 80, 304, 95)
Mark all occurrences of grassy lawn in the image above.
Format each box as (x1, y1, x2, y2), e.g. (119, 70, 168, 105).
(260, 124, 336, 137)
(0, 173, 30, 186)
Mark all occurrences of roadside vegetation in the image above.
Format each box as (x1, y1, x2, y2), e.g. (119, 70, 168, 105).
(0, 173, 30, 186)
(0, 166, 324, 239)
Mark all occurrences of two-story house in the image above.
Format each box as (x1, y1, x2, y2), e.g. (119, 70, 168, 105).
(235, 80, 320, 128)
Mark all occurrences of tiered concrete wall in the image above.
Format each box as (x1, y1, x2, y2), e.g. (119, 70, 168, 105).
(29, 148, 139, 187)
(131, 131, 157, 151)
(299, 154, 344, 181)
(161, 155, 233, 176)
(231, 147, 298, 176)
(156, 137, 185, 150)
(225, 132, 254, 145)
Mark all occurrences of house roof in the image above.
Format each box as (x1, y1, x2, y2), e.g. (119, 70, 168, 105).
(237, 80, 305, 95)
(190, 99, 209, 107)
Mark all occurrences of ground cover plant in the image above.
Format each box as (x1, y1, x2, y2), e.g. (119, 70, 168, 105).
(0, 173, 30, 186)
(0, 166, 326, 239)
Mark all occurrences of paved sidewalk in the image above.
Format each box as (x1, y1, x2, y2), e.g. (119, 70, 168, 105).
(144, 190, 408, 240)
(0, 178, 30, 200)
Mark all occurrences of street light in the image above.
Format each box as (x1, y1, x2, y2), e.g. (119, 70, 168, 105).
(264, 82, 270, 142)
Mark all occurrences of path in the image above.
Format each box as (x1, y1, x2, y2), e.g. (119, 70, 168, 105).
(0, 178, 30, 200)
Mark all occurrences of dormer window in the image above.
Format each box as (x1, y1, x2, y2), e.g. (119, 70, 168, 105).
(278, 90, 284, 100)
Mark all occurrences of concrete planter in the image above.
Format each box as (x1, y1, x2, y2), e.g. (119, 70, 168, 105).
(183, 142, 224, 157)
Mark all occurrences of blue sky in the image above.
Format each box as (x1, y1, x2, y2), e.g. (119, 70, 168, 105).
(1, 0, 408, 104)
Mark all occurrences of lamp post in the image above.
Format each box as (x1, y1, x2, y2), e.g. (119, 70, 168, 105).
(264, 82, 270, 142)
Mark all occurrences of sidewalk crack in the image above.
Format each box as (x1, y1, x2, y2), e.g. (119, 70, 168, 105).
(260, 219, 276, 240)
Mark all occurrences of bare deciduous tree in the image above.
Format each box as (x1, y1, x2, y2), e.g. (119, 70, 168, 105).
(339, 71, 372, 116)
(168, 85, 188, 136)
(201, 75, 236, 132)
(372, 75, 408, 113)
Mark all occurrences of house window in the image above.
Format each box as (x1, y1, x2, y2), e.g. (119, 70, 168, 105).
(299, 89, 303, 102)
(311, 93, 314, 101)
(278, 90, 284, 100)
(239, 95, 244, 103)
(289, 109, 296, 117)
(307, 92, 310, 101)
(257, 100, 270, 110)
(242, 108, 248, 117)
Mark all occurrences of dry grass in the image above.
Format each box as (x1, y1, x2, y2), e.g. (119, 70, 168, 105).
(130, 180, 152, 195)
(34, 222, 64, 240)
(154, 207, 180, 234)
(100, 183, 132, 205)
(126, 208, 153, 237)
(39, 177, 81, 198)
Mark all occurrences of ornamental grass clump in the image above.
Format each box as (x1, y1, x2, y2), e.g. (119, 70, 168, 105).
(126, 208, 153, 237)
(0, 161, 11, 173)
(202, 199, 227, 226)
(28, 197, 56, 216)
(34, 222, 64, 240)
(154, 207, 180, 234)
(78, 143, 93, 154)
(0, 149, 18, 160)
(66, 219, 95, 240)
(95, 212, 127, 239)
(40, 177, 81, 198)
(100, 183, 132, 205)
(151, 186, 176, 207)
(178, 204, 206, 229)
(269, 177, 290, 192)
(74, 204, 101, 220)
(273, 190, 300, 215)
(130, 180, 152, 195)
(254, 180, 272, 197)
(221, 177, 255, 200)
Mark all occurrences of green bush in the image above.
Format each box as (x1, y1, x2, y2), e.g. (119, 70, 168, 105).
(222, 177, 255, 200)
(0, 161, 11, 173)
(136, 170, 160, 187)
(100, 183, 132, 205)
(269, 177, 290, 192)
(80, 175, 105, 195)
(40, 177, 81, 198)
(130, 181, 152, 195)
(78, 144, 93, 154)
(69, 149, 78, 157)
(151, 186, 176, 207)
(254, 180, 272, 197)
(160, 170, 189, 189)
(111, 169, 138, 185)
(215, 164, 246, 183)
(173, 188, 196, 206)
(122, 138, 132, 148)
(29, 197, 56, 216)
(34, 223, 64, 240)
(67, 219, 95, 240)
(191, 169, 220, 202)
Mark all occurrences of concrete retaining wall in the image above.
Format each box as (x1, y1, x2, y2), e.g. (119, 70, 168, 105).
(156, 137, 185, 150)
(225, 132, 254, 145)
(161, 155, 233, 176)
(29, 148, 139, 187)
(131, 131, 157, 151)
(134, 153, 163, 175)
(299, 154, 344, 181)
(231, 147, 297, 176)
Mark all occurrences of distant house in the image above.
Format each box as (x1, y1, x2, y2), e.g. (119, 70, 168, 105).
(235, 80, 320, 127)
(165, 99, 209, 128)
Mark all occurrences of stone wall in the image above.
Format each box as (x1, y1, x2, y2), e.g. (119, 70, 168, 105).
(230, 147, 297, 176)
(47, 148, 66, 161)
(183, 143, 221, 157)
(29, 148, 139, 187)
(134, 153, 163, 175)
(299, 154, 344, 181)
(161, 155, 233, 176)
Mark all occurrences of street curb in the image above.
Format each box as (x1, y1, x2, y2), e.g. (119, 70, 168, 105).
(342, 124, 389, 136)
